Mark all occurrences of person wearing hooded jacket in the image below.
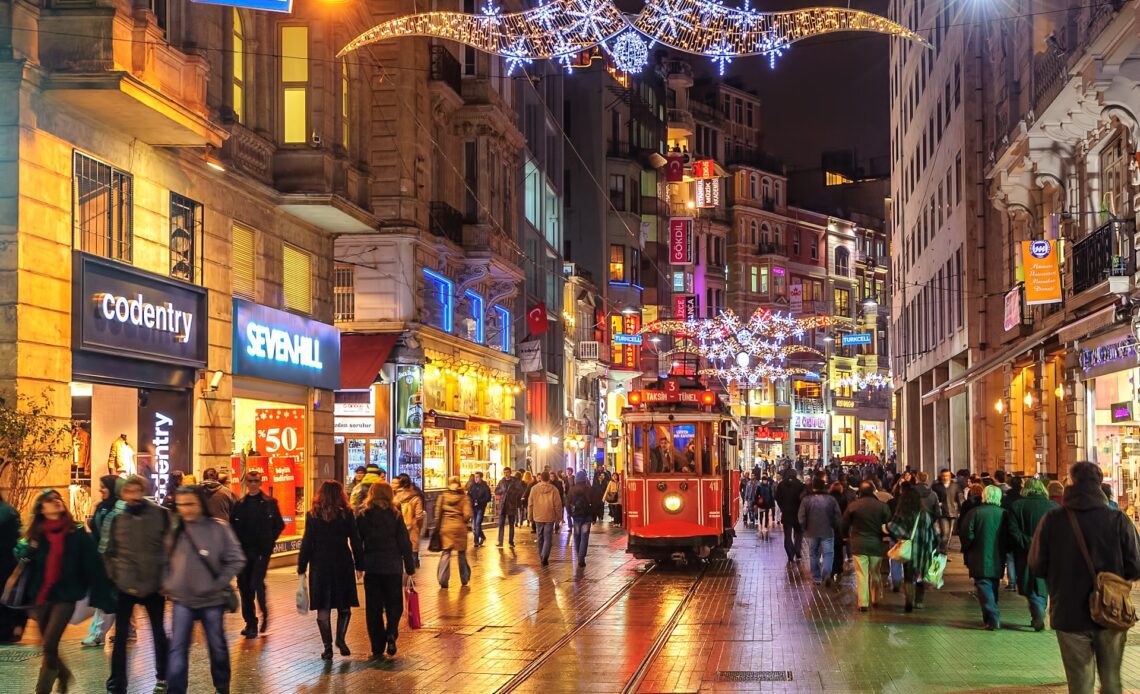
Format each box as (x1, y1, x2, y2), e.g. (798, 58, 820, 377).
(355, 482, 415, 659)
(528, 471, 564, 566)
(200, 467, 237, 521)
(82, 474, 121, 648)
(393, 474, 425, 567)
(1031, 462, 1140, 694)
(1007, 477, 1057, 632)
(350, 464, 384, 510)
(567, 471, 599, 566)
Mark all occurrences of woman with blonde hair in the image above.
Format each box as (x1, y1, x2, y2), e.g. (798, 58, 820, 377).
(356, 482, 415, 658)
(435, 476, 473, 588)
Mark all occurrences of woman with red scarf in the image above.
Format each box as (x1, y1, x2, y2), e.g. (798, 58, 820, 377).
(15, 489, 112, 693)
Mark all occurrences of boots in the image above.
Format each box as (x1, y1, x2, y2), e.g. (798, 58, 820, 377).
(317, 616, 333, 660)
(335, 611, 351, 656)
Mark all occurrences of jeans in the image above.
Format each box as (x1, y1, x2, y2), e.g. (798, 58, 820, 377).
(937, 516, 955, 551)
(783, 521, 803, 561)
(107, 592, 167, 694)
(902, 563, 926, 607)
(806, 536, 835, 582)
(1056, 629, 1127, 694)
(536, 522, 555, 563)
(973, 577, 1001, 627)
(1028, 588, 1048, 625)
(168, 603, 229, 694)
(759, 507, 771, 530)
(852, 555, 883, 608)
(33, 602, 74, 694)
(363, 573, 404, 654)
(573, 520, 592, 564)
(237, 545, 271, 630)
(472, 506, 486, 544)
(497, 510, 515, 545)
(1006, 552, 1018, 586)
(889, 558, 904, 588)
(87, 607, 115, 643)
(437, 550, 471, 587)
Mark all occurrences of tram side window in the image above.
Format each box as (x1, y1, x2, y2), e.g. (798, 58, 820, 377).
(701, 422, 718, 476)
(632, 425, 645, 474)
(647, 424, 698, 474)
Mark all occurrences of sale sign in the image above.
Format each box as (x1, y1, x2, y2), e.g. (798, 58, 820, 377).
(255, 408, 307, 469)
(270, 456, 299, 536)
(669, 218, 692, 264)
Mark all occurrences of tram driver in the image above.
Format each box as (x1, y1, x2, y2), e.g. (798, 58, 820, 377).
(651, 434, 675, 473)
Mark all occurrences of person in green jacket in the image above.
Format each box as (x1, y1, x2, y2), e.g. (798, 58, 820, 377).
(961, 484, 1010, 630)
(1008, 477, 1058, 631)
(15, 489, 113, 693)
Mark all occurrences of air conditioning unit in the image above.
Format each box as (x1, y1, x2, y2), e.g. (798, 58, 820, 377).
(578, 341, 601, 360)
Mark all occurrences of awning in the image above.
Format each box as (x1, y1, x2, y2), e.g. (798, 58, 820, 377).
(426, 410, 468, 430)
(499, 420, 526, 436)
(920, 325, 1054, 405)
(339, 334, 399, 390)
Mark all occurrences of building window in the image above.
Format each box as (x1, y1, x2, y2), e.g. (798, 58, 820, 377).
(461, 290, 484, 344)
(168, 193, 202, 283)
(749, 174, 757, 199)
(630, 247, 641, 286)
(834, 288, 850, 317)
(749, 220, 757, 245)
(341, 60, 351, 151)
(282, 244, 312, 313)
(232, 9, 245, 123)
(629, 176, 640, 214)
(1101, 129, 1134, 217)
(73, 151, 133, 262)
(759, 265, 769, 294)
(810, 238, 818, 260)
(489, 305, 511, 353)
(609, 244, 625, 282)
(792, 231, 801, 255)
(750, 265, 758, 293)
(333, 264, 354, 322)
(280, 25, 309, 144)
(232, 224, 255, 299)
(608, 174, 625, 211)
(423, 269, 454, 333)
(834, 246, 849, 276)
(955, 152, 963, 204)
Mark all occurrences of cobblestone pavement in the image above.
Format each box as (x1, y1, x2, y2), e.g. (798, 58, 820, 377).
(1, 517, 1138, 693)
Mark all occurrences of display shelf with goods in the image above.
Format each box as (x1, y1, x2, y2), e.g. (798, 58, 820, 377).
(457, 425, 505, 483)
(423, 427, 449, 490)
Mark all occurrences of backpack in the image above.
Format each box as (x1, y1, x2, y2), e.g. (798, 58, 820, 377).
(1067, 509, 1138, 630)
(569, 488, 595, 518)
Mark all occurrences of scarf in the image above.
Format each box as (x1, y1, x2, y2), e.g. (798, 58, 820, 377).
(36, 518, 70, 605)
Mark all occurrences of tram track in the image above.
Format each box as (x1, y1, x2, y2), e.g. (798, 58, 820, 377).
(495, 560, 711, 694)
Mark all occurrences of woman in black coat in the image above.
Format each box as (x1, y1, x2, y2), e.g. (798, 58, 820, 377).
(355, 482, 415, 659)
(298, 480, 363, 660)
(0, 492, 24, 643)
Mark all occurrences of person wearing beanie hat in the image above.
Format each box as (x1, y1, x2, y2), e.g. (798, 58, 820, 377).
(567, 471, 600, 567)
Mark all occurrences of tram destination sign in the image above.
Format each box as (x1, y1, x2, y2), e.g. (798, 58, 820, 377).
(630, 389, 714, 405)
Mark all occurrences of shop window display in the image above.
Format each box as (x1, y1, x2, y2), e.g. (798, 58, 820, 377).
(233, 398, 308, 543)
(423, 427, 449, 491)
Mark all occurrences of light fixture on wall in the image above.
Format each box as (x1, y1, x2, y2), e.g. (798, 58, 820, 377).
(995, 399, 1004, 414)
(203, 147, 226, 173)
(1054, 385, 1064, 400)
(1024, 392, 1034, 408)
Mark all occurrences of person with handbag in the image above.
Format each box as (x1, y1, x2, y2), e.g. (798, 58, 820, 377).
(605, 473, 622, 527)
(102, 475, 172, 694)
(435, 476, 473, 587)
(164, 485, 246, 694)
(0, 490, 26, 644)
(1030, 461, 1140, 694)
(81, 474, 120, 648)
(298, 480, 364, 660)
(960, 484, 1010, 630)
(885, 482, 939, 613)
(1008, 477, 1058, 632)
(11, 489, 113, 694)
(355, 482, 416, 659)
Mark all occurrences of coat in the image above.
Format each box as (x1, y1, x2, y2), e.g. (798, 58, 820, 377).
(103, 500, 171, 597)
(495, 477, 522, 515)
(839, 496, 891, 556)
(914, 484, 941, 518)
(775, 478, 806, 524)
(932, 480, 960, 517)
(1008, 494, 1058, 596)
(394, 486, 425, 549)
(355, 507, 415, 576)
(468, 480, 492, 510)
(435, 488, 472, 552)
(960, 504, 1009, 579)
(297, 510, 363, 610)
(527, 481, 564, 523)
(605, 478, 621, 505)
(887, 508, 940, 575)
(797, 492, 840, 539)
(230, 492, 285, 551)
(567, 481, 600, 521)
(163, 517, 245, 609)
(14, 524, 114, 610)
(1030, 483, 1140, 632)
(201, 480, 237, 521)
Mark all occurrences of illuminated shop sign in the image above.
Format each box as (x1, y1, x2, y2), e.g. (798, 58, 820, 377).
(1111, 401, 1134, 423)
(669, 218, 693, 264)
(613, 334, 643, 345)
(190, 0, 293, 13)
(73, 252, 208, 368)
(232, 299, 340, 390)
(793, 413, 826, 430)
(841, 333, 872, 346)
(136, 389, 192, 503)
(1079, 337, 1136, 372)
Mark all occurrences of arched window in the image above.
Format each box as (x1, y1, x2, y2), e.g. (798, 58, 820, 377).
(761, 178, 771, 203)
(834, 246, 850, 276)
(760, 223, 770, 246)
(232, 9, 245, 123)
(749, 220, 757, 245)
(773, 181, 782, 207)
(749, 174, 757, 199)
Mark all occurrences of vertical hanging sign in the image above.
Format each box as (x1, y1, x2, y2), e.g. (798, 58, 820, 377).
(669, 218, 693, 264)
(1021, 240, 1062, 305)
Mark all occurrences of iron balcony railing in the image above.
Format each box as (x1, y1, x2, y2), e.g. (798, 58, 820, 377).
(428, 201, 465, 244)
(1071, 218, 1134, 295)
(429, 45, 462, 96)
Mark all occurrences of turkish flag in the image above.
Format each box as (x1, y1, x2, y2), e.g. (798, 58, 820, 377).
(527, 303, 549, 336)
(665, 152, 685, 183)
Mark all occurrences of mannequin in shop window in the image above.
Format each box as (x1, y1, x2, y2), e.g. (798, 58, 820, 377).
(108, 434, 135, 478)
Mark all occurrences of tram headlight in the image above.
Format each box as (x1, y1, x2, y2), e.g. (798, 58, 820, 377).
(663, 493, 683, 513)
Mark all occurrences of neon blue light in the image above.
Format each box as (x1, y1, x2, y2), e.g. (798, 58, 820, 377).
(494, 305, 511, 353)
(423, 269, 454, 333)
(464, 290, 485, 344)
(190, 0, 292, 13)
(609, 281, 631, 287)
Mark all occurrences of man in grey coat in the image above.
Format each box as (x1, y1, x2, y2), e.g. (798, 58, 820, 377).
(798, 476, 841, 586)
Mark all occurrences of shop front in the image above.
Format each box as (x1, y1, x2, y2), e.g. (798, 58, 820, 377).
(230, 298, 340, 554)
(333, 334, 400, 484)
(754, 425, 788, 460)
(1079, 326, 1139, 510)
(69, 253, 206, 518)
(792, 411, 826, 459)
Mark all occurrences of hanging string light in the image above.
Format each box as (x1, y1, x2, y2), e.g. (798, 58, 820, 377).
(833, 372, 891, 391)
(338, 1, 930, 76)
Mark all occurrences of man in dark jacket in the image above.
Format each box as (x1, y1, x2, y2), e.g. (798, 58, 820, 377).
(798, 477, 841, 585)
(567, 471, 599, 566)
(230, 470, 285, 637)
(932, 468, 960, 549)
(495, 467, 520, 547)
(201, 467, 237, 521)
(467, 471, 492, 546)
(775, 469, 806, 562)
(103, 475, 171, 694)
(961, 485, 1009, 630)
(839, 482, 890, 611)
(1030, 462, 1140, 694)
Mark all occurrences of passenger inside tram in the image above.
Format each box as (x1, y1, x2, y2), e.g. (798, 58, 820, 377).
(641, 424, 718, 475)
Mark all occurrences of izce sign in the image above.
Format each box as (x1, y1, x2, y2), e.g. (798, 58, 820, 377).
(233, 299, 341, 390)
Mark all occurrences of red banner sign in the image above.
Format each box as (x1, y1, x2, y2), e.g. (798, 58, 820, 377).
(669, 218, 692, 264)
(623, 313, 641, 370)
(692, 159, 716, 179)
(270, 456, 299, 536)
(756, 426, 788, 441)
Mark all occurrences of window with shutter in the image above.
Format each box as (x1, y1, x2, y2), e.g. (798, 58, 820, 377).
(232, 224, 256, 299)
(283, 244, 312, 313)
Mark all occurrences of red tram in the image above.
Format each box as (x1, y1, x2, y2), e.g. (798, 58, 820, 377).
(621, 380, 740, 562)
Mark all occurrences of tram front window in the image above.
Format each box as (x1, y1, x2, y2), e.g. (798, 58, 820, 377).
(642, 424, 718, 475)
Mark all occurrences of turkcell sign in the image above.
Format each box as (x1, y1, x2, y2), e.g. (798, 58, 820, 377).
(841, 333, 873, 346)
(232, 299, 340, 390)
(613, 334, 643, 345)
(190, 0, 293, 13)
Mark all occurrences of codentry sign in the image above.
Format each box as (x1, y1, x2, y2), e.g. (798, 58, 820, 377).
(73, 252, 208, 367)
(232, 299, 341, 390)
